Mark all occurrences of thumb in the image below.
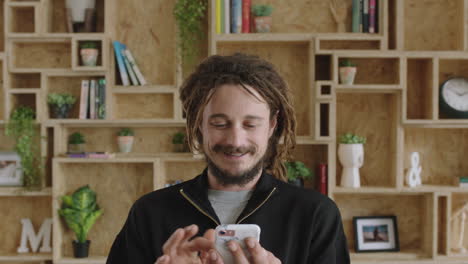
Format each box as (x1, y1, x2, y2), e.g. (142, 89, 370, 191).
(155, 255, 170, 264)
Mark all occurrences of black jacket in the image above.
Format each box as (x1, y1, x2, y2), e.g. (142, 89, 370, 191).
(107, 170, 350, 264)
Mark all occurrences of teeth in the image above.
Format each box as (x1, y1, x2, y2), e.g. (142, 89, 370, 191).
(226, 152, 244, 157)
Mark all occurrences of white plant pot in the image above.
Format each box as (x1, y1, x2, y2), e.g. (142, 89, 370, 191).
(66, 0, 96, 23)
(339, 66, 357, 85)
(338, 143, 364, 188)
(117, 136, 134, 153)
(80, 48, 99, 66)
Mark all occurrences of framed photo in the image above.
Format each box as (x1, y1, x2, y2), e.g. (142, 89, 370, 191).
(353, 215, 399, 253)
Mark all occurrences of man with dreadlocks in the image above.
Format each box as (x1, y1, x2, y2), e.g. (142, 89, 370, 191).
(107, 53, 350, 264)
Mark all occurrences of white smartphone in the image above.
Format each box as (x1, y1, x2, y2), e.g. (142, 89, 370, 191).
(214, 224, 261, 264)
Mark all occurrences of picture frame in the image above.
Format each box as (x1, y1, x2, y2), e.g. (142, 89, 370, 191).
(353, 215, 400, 253)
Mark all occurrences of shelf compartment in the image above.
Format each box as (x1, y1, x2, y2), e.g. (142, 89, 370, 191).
(291, 143, 329, 189)
(72, 36, 107, 71)
(315, 81, 333, 100)
(9, 72, 41, 89)
(315, 55, 332, 81)
(10, 40, 71, 70)
(336, 92, 400, 188)
(0, 196, 51, 256)
(46, 0, 105, 33)
(52, 161, 154, 259)
(315, 102, 331, 140)
(6, 2, 38, 35)
(335, 193, 435, 259)
(404, 127, 468, 187)
(8, 91, 37, 120)
(217, 41, 312, 136)
(159, 158, 206, 189)
(318, 39, 381, 51)
(406, 58, 434, 120)
(438, 58, 468, 120)
(449, 193, 468, 255)
(403, 0, 463, 51)
(113, 93, 174, 120)
(437, 194, 449, 256)
(0, 126, 16, 151)
(337, 57, 400, 85)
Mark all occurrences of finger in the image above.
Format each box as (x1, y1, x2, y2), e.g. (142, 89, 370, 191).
(267, 251, 282, 264)
(203, 249, 223, 264)
(183, 224, 199, 242)
(155, 254, 170, 264)
(227, 240, 249, 264)
(186, 236, 215, 252)
(203, 229, 216, 242)
(244, 238, 268, 263)
(162, 228, 185, 254)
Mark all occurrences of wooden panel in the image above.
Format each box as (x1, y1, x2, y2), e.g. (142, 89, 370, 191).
(439, 59, 468, 85)
(0, 127, 15, 150)
(336, 93, 398, 187)
(407, 59, 433, 119)
(217, 42, 311, 136)
(0, 196, 51, 255)
(13, 42, 71, 69)
(0, 0, 4, 51)
(438, 196, 448, 255)
(404, 0, 463, 51)
(114, 0, 176, 85)
(10, 94, 36, 115)
(10, 6, 34, 33)
(164, 160, 207, 184)
(113, 94, 174, 119)
(339, 58, 399, 84)
(55, 162, 153, 257)
(291, 144, 328, 189)
(0, 89, 4, 120)
(404, 128, 468, 186)
(11, 73, 40, 89)
(48, 0, 105, 33)
(451, 193, 468, 252)
(320, 40, 380, 50)
(335, 194, 430, 254)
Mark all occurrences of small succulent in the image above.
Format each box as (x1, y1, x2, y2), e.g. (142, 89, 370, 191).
(339, 59, 356, 67)
(172, 132, 186, 144)
(80, 41, 98, 49)
(69, 132, 85, 145)
(285, 161, 313, 182)
(252, 4, 273, 17)
(339, 133, 366, 144)
(118, 128, 134, 137)
(47, 93, 76, 107)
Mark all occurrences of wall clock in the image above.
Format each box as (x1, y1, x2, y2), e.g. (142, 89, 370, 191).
(439, 77, 468, 119)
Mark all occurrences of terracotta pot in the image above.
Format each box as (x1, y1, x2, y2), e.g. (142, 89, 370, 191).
(339, 66, 357, 85)
(338, 144, 364, 188)
(80, 48, 99, 66)
(117, 136, 134, 153)
(254, 16, 272, 33)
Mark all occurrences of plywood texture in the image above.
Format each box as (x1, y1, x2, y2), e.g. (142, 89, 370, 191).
(164, 160, 207, 183)
(114, 0, 176, 85)
(11, 73, 41, 89)
(335, 194, 428, 252)
(343, 58, 399, 84)
(114, 93, 174, 119)
(438, 196, 448, 254)
(336, 93, 397, 187)
(407, 59, 433, 119)
(291, 144, 328, 189)
(13, 42, 71, 69)
(217, 42, 311, 136)
(251, 0, 352, 33)
(404, 0, 464, 51)
(0, 0, 4, 51)
(404, 128, 468, 186)
(11, 6, 34, 33)
(11, 94, 36, 113)
(439, 59, 468, 85)
(0, 89, 4, 120)
(0, 127, 16, 150)
(56, 163, 153, 257)
(451, 193, 468, 251)
(64, 127, 186, 154)
(320, 40, 380, 50)
(0, 196, 51, 255)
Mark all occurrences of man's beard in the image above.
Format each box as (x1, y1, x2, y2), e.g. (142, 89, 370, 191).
(206, 144, 265, 187)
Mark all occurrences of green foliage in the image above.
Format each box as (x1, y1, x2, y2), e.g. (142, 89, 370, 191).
(5, 106, 42, 188)
(252, 4, 273, 17)
(80, 41, 98, 49)
(117, 128, 134, 137)
(285, 161, 313, 181)
(339, 132, 366, 144)
(58, 185, 103, 243)
(47, 93, 76, 107)
(173, 0, 207, 64)
(339, 59, 356, 67)
(172, 131, 185, 144)
(69, 132, 85, 144)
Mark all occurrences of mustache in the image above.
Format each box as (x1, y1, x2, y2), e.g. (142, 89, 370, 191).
(212, 144, 256, 154)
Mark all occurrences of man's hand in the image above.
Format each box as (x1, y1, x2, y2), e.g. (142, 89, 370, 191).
(155, 224, 222, 264)
(226, 237, 281, 264)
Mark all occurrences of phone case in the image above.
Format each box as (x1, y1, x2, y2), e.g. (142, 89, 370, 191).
(215, 224, 261, 264)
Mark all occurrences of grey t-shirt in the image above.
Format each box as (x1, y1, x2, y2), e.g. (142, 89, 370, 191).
(208, 189, 253, 224)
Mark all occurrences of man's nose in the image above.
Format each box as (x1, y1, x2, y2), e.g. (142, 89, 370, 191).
(225, 125, 246, 147)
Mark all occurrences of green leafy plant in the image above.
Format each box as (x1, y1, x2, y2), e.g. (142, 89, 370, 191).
(117, 128, 134, 137)
(172, 131, 185, 144)
(5, 106, 42, 188)
(173, 0, 207, 64)
(69, 132, 85, 145)
(339, 59, 356, 67)
(58, 185, 103, 243)
(339, 132, 366, 144)
(252, 4, 273, 17)
(80, 41, 98, 49)
(47, 93, 76, 107)
(285, 161, 313, 182)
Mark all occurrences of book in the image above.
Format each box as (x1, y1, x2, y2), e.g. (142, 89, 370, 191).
(216, 0, 221, 34)
(220, 0, 225, 33)
(317, 163, 327, 195)
(113, 41, 130, 86)
(224, 0, 230, 34)
(459, 177, 468, 183)
(241, 0, 250, 33)
(369, 0, 376, 33)
(362, 0, 369, 33)
(121, 48, 139, 85)
(231, 0, 242, 33)
(89, 79, 97, 119)
(352, 0, 360, 33)
(65, 152, 115, 159)
(97, 78, 106, 119)
(66, 152, 87, 158)
(79, 80, 89, 119)
(123, 49, 147, 85)
(359, 0, 363, 32)
(459, 182, 468, 188)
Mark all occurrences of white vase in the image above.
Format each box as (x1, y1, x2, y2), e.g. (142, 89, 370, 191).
(66, 0, 96, 23)
(339, 66, 357, 85)
(338, 143, 364, 188)
(117, 136, 134, 153)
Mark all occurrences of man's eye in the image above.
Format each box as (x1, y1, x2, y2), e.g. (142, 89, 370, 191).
(212, 123, 226, 128)
(245, 124, 257, 128)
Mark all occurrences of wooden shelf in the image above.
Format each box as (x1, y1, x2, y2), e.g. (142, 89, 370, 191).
(43, 119, 186, 127)
(335, 84, 402, 93)
(0, 253, 52, 262)
(54, 256, 107, 264)
(112, 85, 176, 94)
(0, 187, 51, 196)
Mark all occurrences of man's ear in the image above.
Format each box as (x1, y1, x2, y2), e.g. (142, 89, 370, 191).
(269, 111, 278, 137)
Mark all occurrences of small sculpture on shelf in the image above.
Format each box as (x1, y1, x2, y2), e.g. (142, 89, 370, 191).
(338, 133, 366, 188)
(451, 202, 468, 254)
(17, 218, 52, 253)
(79, 41, 99, 67)
(117, 128, 135, 153)
(47, 93, 76, 119)
(252, 4, 273, 33)
(329, 0, 348, 33)
(0, 152, 23, 187)
(68, 132, 85, 153)
(339, 59, 357, 85)
(405, 152, 422, 187)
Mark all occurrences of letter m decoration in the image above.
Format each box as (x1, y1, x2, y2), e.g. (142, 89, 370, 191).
(17, 218, 52, 253)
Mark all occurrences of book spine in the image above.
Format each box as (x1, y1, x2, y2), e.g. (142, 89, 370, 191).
(231, 0, 242, 33)
(317, 163, 328, 195)
(79, 80, 89, 119)
(89, 79, 96, 119)
(224, 0, 230, 34)
(369, 0, 376, 33)
(124, 49, 147, 86)
(352, 0, 360, 33)
(241, 0, 250, 33)
(113, 41, 130, 86)
(216, 0, 221, 34)
(220, 0, 225, 33)
(359, 0, 363, 32)
(120, 46, 139, 86)
(363, 0, 369, 33)
(98, 78, 106, 119)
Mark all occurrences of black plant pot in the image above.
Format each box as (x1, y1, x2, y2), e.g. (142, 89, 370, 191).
(73, 240, 90, 258)
(50, 104, 73, 119)
(288, 178, 304, 187)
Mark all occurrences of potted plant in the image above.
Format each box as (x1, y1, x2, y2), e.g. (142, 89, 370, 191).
(285, 161, 313, 187)
(80, 41, 99, 66)
(47, 93, 76, 119)
(117, 128, 134, 153)
(252, 4, 273, 33)
(5, 106, 42, 188)
(172, 131, 187, 152)
(339, 59, 357, 85)
(68, 132, 85, 153)
(338, 132, 366, 188)
(58, 185, 103, 258)
(66, 0, 96, 32)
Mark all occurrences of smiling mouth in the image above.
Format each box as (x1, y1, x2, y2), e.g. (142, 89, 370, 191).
(224, 152, 247, 158)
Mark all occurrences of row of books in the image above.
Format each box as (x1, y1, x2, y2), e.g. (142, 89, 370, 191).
(216, 0, 251, 34)
(113, 40, 147, 86)
(79, 78, 106, 120)
(352, 0, 379, 33)
(65, 152, 115, 159)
